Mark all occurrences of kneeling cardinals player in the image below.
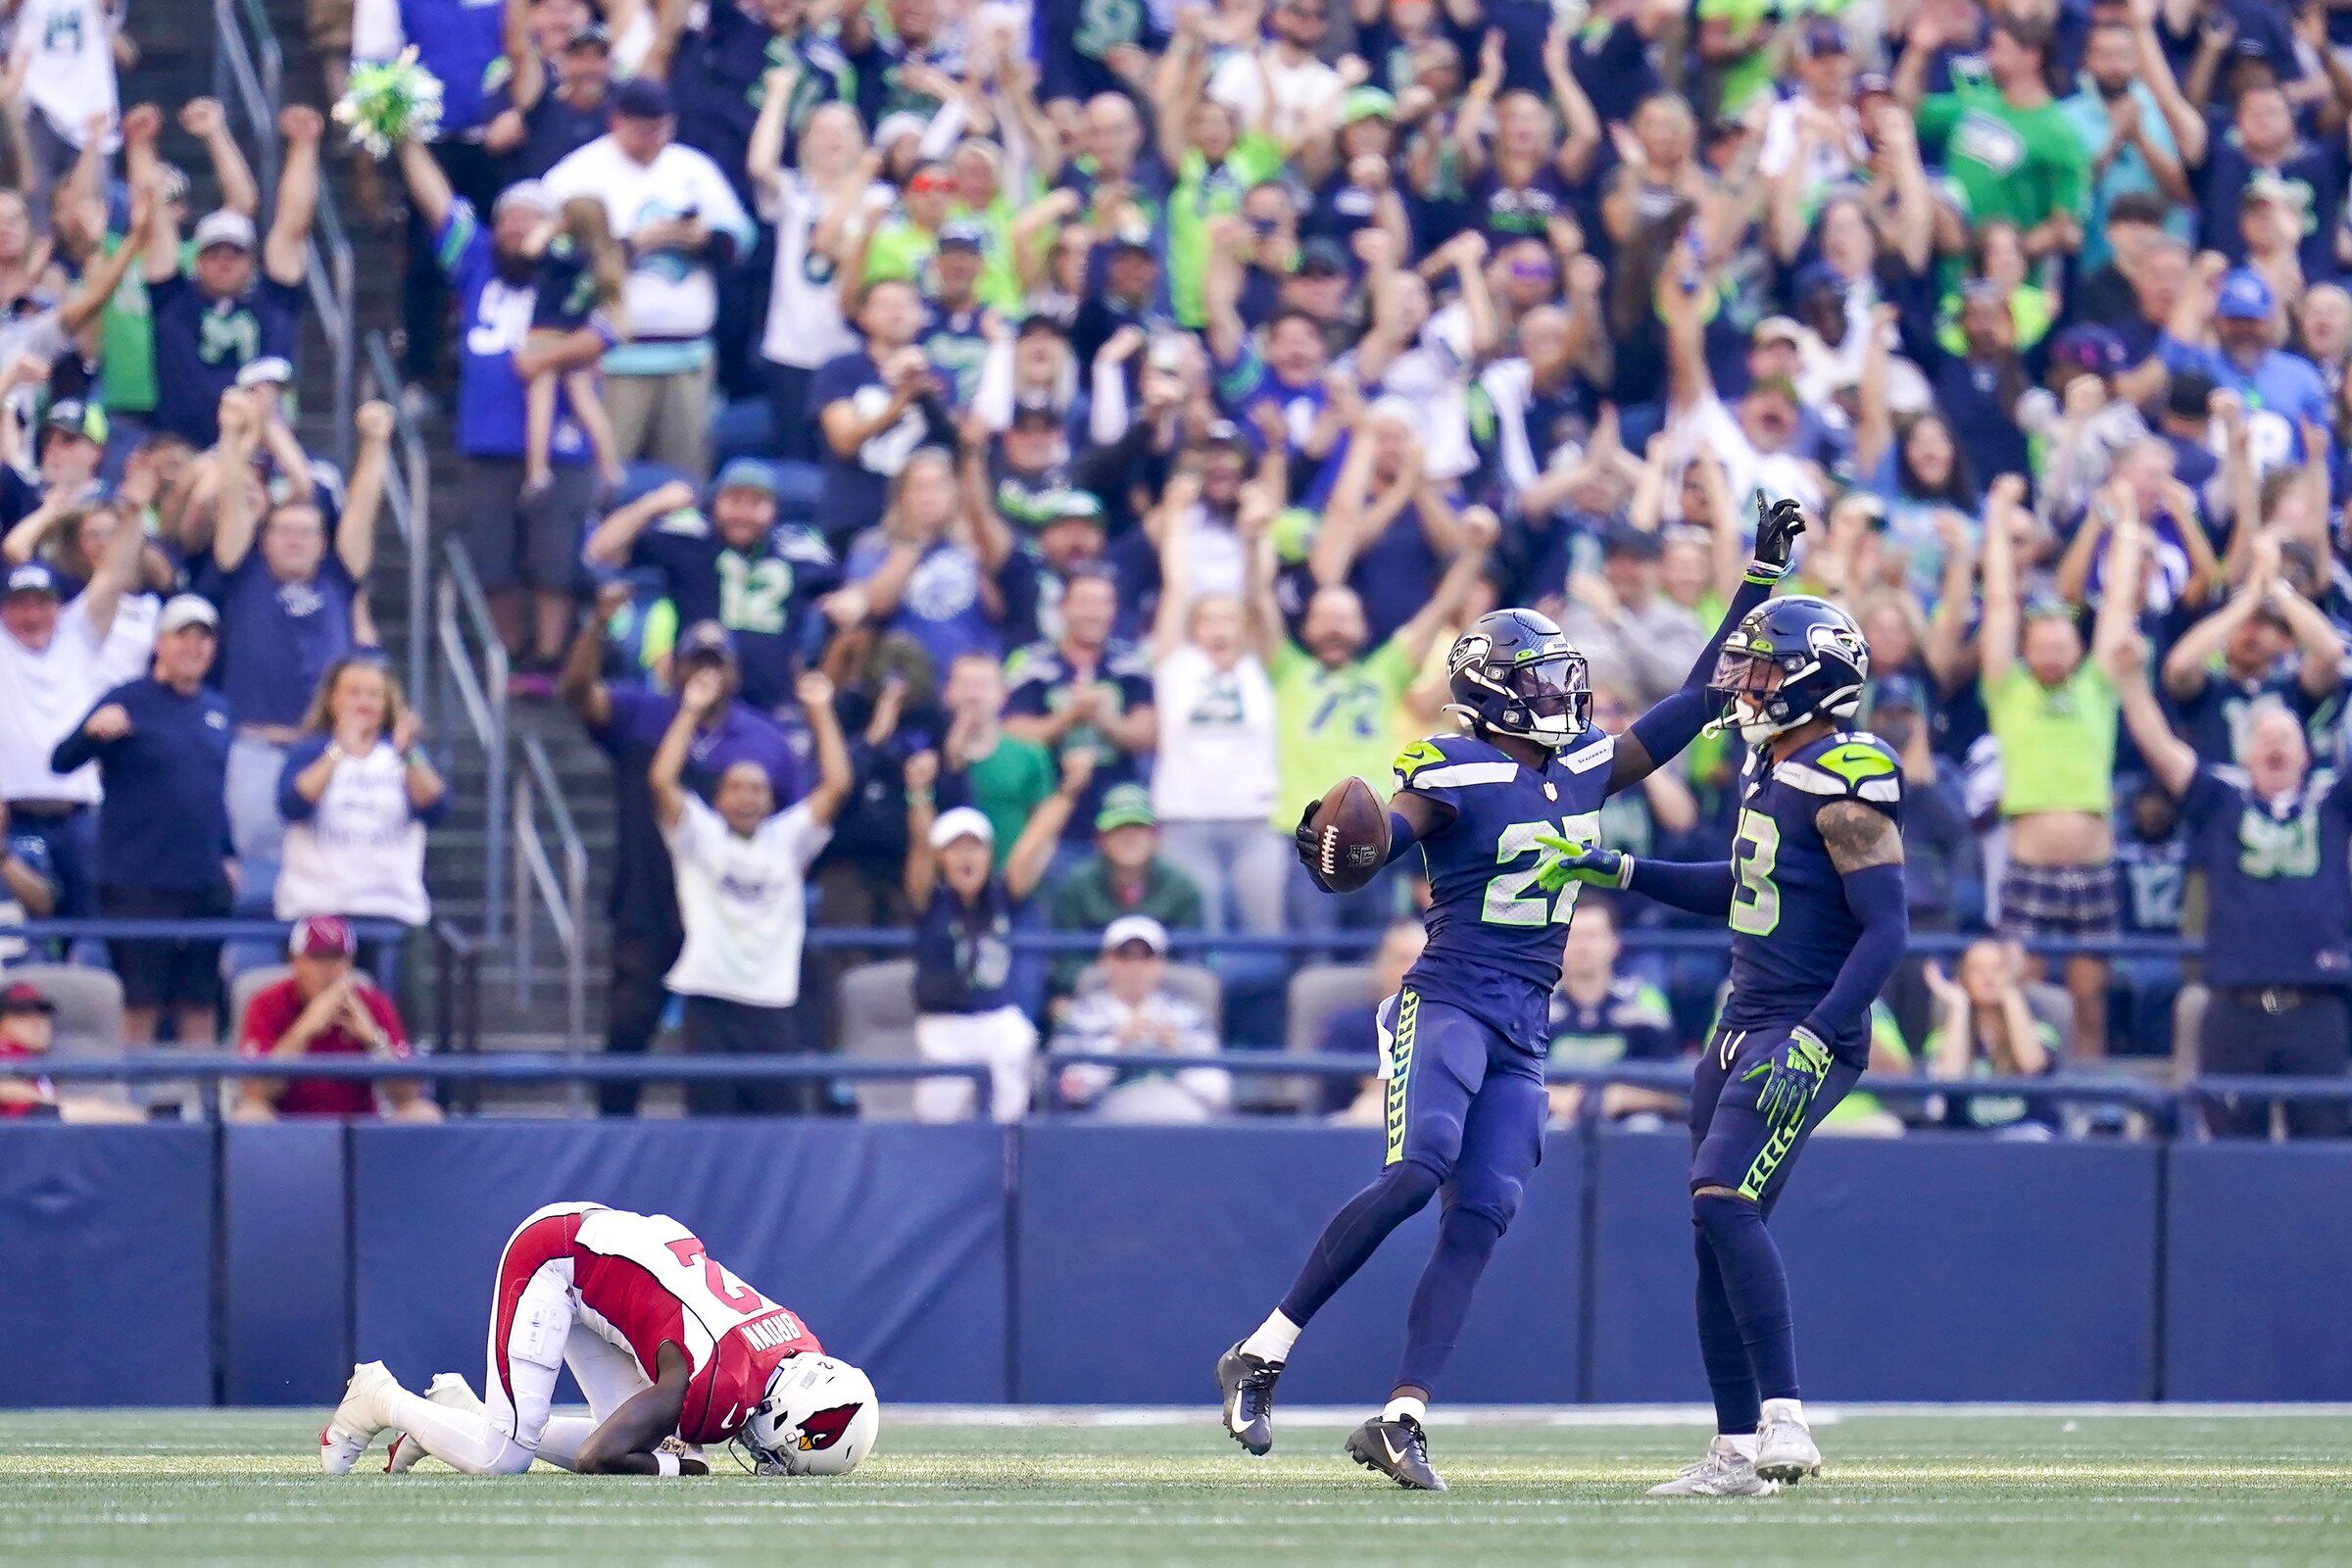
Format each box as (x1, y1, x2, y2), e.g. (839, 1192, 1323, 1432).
(319, 1202, 879, 1477)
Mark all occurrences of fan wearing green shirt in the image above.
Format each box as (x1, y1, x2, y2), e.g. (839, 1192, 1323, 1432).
(1246, 496, 1499, 935)
(931, 651, 1055, 870)
(1152, 5, 1291, 328)
(1979, 474, 2145, 1060)
(1897, 9, 2088, 259)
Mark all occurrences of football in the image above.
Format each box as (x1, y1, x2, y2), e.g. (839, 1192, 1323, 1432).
(1308, 775, 1390, 893)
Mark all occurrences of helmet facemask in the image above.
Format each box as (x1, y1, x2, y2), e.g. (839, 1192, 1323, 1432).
(1710, 645, 1796, 748)
(1452, 648, 1593, 749)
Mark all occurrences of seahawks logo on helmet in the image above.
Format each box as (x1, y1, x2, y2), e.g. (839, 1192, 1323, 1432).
(1444, 610, 1592, 750)
(1711, 596, 1870, 748)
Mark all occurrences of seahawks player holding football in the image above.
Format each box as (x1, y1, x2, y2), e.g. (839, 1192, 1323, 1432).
(1216, 500, 1810, 1492)
(1539, 595, 1905, 1495)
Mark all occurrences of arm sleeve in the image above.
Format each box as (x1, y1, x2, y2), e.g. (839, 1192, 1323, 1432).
(1380, 808, 1422, 867)
(47, 701, 110, 775)
(276, 738, 329, 823)
(1616, 572, 1779, 787)
(1623, 857, 1738, 916)
(1685, 570, 1777, 691)
(1797, 861, 1909, 1044)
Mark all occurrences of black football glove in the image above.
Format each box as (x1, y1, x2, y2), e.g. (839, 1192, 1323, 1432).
(1294, 801, 1325, 878)
(1751, 495, 1807, 574)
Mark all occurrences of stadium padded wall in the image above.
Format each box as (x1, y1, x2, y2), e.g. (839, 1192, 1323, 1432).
(2164, 1143, 2352, 1399)
(1587, 1132, 2164, 1402)
(347, 1122, 1012, 1403)
(1014, 1125, 1586, 1404)
(2, 1124, 2349, 1406)
(0, 1125, 216, 1406)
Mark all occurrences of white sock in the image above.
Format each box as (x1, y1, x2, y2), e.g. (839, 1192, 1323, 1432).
(380, 1386, 535, 1476)
(1382, 1395, 1428, 1427)
(1240, 1311, 1299, 1364)
(1715, 1432, 1759, 1460)
(1761, 1397, 1806, 1428)
(533, 1416, 600, 1473)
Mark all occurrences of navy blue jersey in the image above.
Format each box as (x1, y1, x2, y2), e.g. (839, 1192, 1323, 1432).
(1547, 974, 1678, 1066)
(630, 510, 840, 711)
(914, 881, 1017, 1015)
(2180, 763, 2352, 988)
(1720, 731, 1905, 1064)
(1393, 729, 1616, 1053)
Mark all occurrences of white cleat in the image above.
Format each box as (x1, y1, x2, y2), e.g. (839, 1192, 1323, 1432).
(384, 1372, 477, 1473)
(1754, 1413, 1822, 1485)
(319, 1361, 400, 1475)
(1646, 1437, 1782, 1497)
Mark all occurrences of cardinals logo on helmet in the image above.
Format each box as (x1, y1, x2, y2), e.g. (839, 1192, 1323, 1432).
(796, 1402, 863, 1451)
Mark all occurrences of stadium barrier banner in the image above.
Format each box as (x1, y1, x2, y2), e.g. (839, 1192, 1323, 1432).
(1012, 1124, 1586, 1404)
(1587, 1130, 2163, 1403)
(2163, 1142, 2352, 1400)
(347, 1121, 1012, 1402)
(222, 1122, 353, 1404)
(0, 1124, 216, 1406)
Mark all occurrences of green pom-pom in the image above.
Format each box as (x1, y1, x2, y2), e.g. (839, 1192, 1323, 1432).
(332, 46, 446, 159)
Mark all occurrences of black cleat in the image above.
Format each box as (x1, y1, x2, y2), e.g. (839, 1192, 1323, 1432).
(1216, 1344, 1284, 1455)
(1346, 1414, 1446, 1491)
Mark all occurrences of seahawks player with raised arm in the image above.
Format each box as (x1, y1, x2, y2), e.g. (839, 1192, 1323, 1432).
(1536, 595, 1906, 1496)
(1214, 500, 1811, 1493)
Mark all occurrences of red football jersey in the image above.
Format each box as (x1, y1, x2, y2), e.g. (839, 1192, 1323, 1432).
(493, 1204, 822, 1444)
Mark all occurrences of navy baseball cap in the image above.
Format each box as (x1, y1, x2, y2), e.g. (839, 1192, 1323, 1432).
(676, 619, 738, 663)
(4, 561, 61, 599)
(1298, 237, 1350, 277)
(612, 76, 672, 121)
(937, 219, 988, 251)
(1871, 673, 1927, 714)
(713, 458, 776, 496)
(2048, 324, 2128, 377)
(1797, 17, 1848, 56)
(1010, 393, 1062, 428)
(2216, 269, 2275, 320)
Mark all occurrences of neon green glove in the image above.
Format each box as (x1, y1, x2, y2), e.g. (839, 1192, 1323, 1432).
(1533, 832, 1631, 893)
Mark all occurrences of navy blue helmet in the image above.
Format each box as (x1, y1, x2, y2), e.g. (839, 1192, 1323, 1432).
(1709, 595, 1870, 746)
(1444, 609, 1592, 749)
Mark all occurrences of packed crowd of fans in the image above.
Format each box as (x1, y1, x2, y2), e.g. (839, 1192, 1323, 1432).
(2, 0, 2352, 1138)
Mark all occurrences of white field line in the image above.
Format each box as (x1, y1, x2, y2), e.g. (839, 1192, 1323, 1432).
(851, 1403, 2352, 1428)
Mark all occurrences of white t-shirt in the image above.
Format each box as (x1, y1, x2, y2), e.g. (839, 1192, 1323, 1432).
(93, 591, 156, 690)
(0, 599, 105, 804)
(1664, 391, 1825, 528)
(662, 794, 831, 1008)
(9, 0, 122, 151)
(1207, 47, 1342, 147)
(542, 137, 755, 342)
(1756, 98, 1866, 202)
(1152, 643, 1278, 823)
(274, 744, 433, 926)
(760, 173, 890, 370)
(1361, 304, 1478, 480)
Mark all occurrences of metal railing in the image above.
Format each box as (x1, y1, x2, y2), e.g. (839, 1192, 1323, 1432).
(513, 733, 589, 1052)
(797, 927, 2207, 961)
(29, 1048, 2319, 1139)
(435, 539, 510, 944)
(29, 1054, 994, 1121)
(213, 0, 357, 468)
(363, 331, 431, 707)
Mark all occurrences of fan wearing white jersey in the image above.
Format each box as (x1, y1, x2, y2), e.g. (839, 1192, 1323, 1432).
(320, 1202, 878, 1477)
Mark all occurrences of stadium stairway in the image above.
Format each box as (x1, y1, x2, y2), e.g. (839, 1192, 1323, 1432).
(97, 5, 623, 1090)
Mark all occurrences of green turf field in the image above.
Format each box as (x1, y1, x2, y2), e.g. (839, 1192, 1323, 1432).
(4, 1408, 2349, 1566)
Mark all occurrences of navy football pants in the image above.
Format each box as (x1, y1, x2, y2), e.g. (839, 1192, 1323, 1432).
(1275, 990, 1546, 1396)
(1685, 1022, 1863, 1433)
